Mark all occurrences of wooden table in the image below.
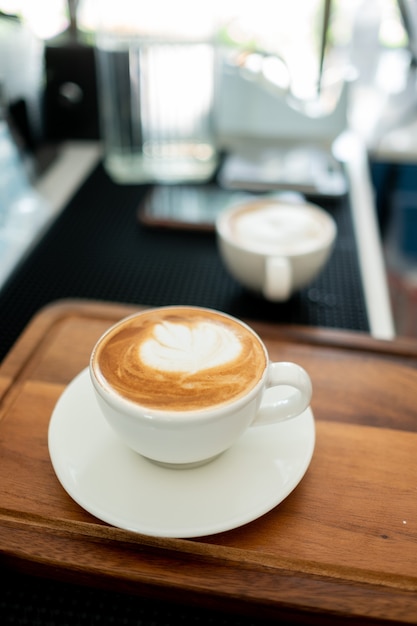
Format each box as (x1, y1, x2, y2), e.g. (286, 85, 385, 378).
(1, 300, 417, 624)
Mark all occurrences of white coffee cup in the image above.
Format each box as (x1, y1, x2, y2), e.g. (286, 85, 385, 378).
(216, 198, 337, 301)
(89, 306, 312, 468)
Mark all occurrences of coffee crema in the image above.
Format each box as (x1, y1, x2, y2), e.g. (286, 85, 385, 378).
(224, 201, 332, 255)
(92, 307, 266, 411)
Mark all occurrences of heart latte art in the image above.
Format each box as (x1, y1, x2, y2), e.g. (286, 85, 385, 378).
(140, 320, 241, 373)
(92, 307, 266, 411)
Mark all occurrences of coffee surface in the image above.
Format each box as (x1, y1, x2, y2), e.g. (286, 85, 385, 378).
(93, 307, 266, 411)
(225, 201, 332, 255)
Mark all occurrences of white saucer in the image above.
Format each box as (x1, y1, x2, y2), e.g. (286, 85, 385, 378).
(48, 369, 315, 538)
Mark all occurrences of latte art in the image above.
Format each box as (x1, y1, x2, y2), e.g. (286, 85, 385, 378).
(93, 307, 266, 412)
(227, 201, 330, 255)
(140, 320, 242, 373)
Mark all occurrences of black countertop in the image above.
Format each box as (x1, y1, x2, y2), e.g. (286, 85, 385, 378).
(0, 162, 367, 363)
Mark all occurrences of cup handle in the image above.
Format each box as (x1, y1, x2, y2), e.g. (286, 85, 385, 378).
(253, 362, 312, 426)
(263, 256, 292, 301)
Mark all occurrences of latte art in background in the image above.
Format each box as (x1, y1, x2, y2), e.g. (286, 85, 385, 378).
(228, 202, 330, 255)
(93, 307, 266, 411)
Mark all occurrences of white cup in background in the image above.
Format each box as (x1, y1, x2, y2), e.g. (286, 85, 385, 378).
(216, 198, 337, 301)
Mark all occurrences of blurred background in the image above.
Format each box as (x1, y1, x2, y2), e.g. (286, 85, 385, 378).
(1, 0, 417, 338)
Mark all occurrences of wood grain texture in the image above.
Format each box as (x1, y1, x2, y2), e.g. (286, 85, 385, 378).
(1, 299, 417, 624)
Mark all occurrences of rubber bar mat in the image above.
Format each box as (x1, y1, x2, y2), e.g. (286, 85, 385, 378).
(0, 568, 279, 626)
(0, 163, 368, 362)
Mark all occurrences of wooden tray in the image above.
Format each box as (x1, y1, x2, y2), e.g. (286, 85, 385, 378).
(1, 299, 417, 624)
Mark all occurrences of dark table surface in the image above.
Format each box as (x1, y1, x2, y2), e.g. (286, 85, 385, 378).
(0, 162, 367, 364)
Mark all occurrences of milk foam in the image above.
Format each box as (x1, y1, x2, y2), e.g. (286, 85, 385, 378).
(94, 307, 266, 411)
(140, 320, 242, 373)
(232, 204, 326, 254)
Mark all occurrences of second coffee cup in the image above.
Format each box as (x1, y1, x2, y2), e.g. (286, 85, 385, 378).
(216, 198, 337, 301)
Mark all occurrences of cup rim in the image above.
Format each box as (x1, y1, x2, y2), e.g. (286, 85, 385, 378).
(216, 197, 337, 257)
(90, 305, 268, 422)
